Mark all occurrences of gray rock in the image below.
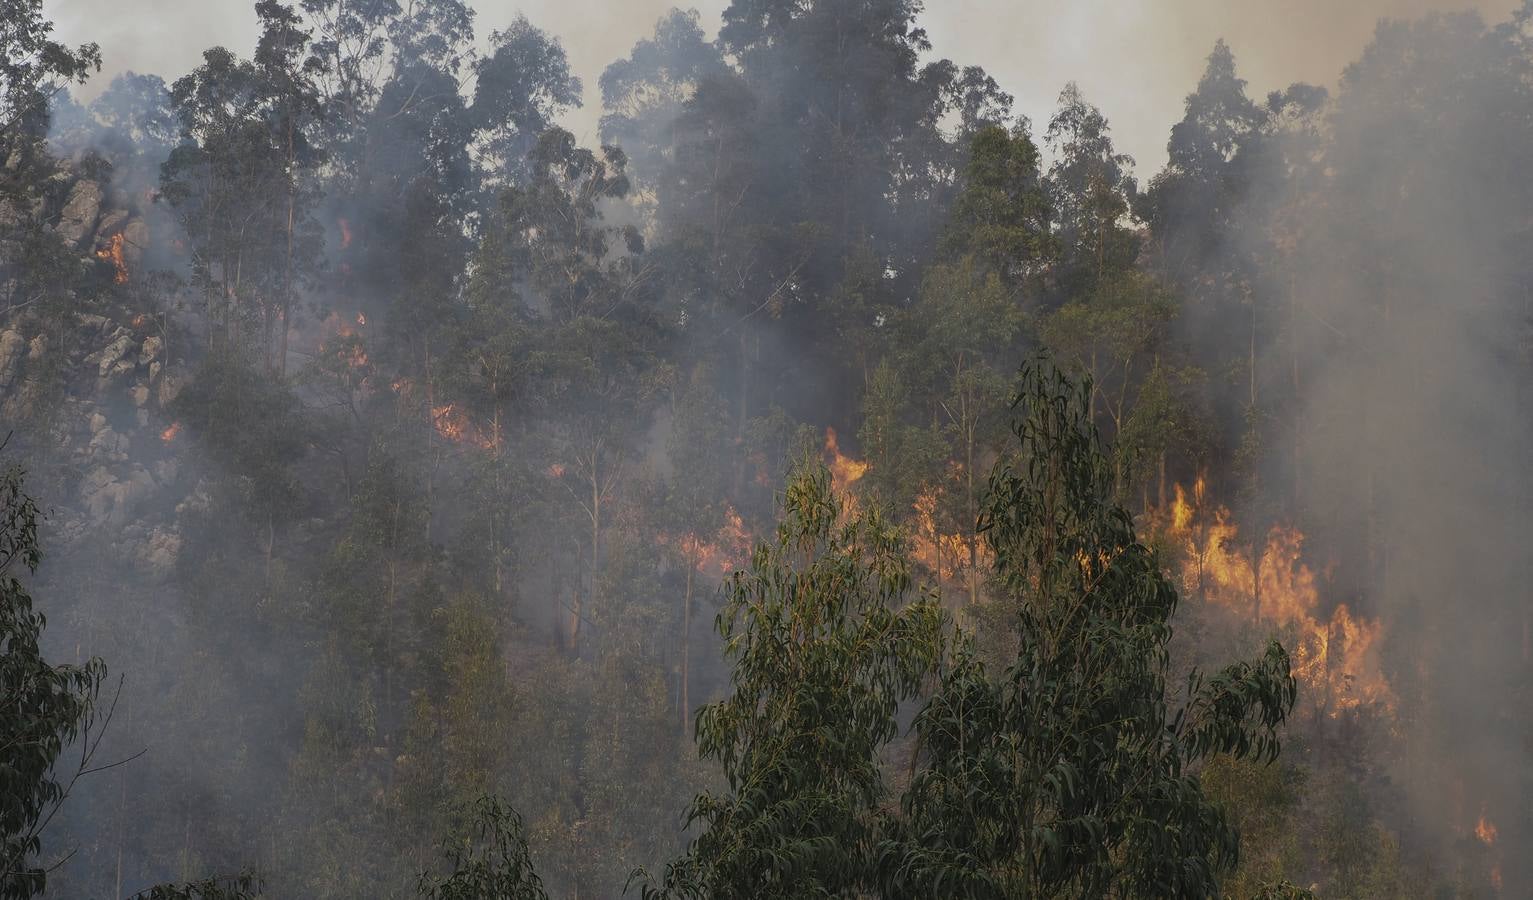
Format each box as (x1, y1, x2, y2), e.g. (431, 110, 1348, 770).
(86, 331, 135, 377)
(88, 424, 126, 459)
(55, 179, 103, 248)
(141, 527, 182, 575)
(94, 209, 128, 244)
(122, 217, 150, 267)
(140, 335, 162, 365)
(79, 465, 156, 527)
(157, 370, 185, 408)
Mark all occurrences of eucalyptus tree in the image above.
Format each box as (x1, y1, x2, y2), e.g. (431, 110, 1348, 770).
(641, 460, 946, 899)
(0, 463, 106, 900)
(0, 0, 100, 186)
(878, 358, 1297, 899)
(159, 2, 324, 370)
(469, 16, 581, 185)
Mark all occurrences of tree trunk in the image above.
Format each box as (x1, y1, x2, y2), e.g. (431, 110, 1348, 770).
(279, 113, 296, 378)
(681, 561, 693, 736)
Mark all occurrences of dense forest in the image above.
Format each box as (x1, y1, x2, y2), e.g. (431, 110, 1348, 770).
(2, 0, 1530, 896)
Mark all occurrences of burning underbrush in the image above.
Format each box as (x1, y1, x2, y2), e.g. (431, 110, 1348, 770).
(1156, 477, 1395, 719)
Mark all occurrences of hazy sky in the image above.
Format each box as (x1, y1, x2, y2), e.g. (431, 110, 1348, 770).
(44, 0, 1515, 175)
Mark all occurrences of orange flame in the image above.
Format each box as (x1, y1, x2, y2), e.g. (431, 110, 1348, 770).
(546, 463, 566, 478)
(909, 480, 989, 587)
(665, 505, 752, 578)
(824, 427, 868, 497)
(1164, 478, 1394, 716)
(337, 217, 353, 250)
(1476, 810, 1499, 846)
(96, 233, 128, 284)
(431, 403, 495, 450)
(160, 422, 181, 443)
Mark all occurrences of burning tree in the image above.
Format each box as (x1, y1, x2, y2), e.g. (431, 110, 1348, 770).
(880, 358, 1298, 898)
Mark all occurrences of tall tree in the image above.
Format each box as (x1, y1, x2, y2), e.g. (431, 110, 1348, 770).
(0, 0, 100, 188)
(878, 358, 1296, 898)
(0, 462, 106, 900)
(643, 460, 945, 899)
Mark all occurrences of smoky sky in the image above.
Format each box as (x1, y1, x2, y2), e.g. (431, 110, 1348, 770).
(44, 0, 1517, 174)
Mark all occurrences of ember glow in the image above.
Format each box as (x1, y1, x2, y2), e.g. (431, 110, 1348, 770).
(337, 217, 352, 250)
(1476, 810, 1499, 846)
(431, 403, 494, 450)
(1163, 478, 1394, 716)
(160, 422, 181, 443)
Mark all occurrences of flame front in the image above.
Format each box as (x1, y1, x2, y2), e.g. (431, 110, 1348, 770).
(824, 428, 868, 495)
(431, 404, 494, 450)
(667, 505, 752, 578)
(96, 233, 128, 284)
(160, 422, 181, 443)
(1163, 479, 1394, 716)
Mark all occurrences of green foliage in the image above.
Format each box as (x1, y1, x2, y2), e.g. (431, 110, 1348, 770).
(941, 125, 1053, 286)
(644, 460, 946, 899)
(130, 872, 263, 900)
(876, 357, 1296, 898)
(0, 0, 100, 179)
(0, 462, 105, 899)
(171, 356, 309, 524)
(418, 797, 548, 900)
(1201, 754, 1305, 897)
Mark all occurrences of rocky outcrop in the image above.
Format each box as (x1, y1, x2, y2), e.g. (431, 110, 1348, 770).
(2, 158, 191, 580)
(55, 178, 103, 248)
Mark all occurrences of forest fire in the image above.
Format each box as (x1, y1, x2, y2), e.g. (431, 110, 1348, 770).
(1164, 478, 1393, 716)
(338, 217, 352, 250)
(160, 422, 181, 443)
(824, 428, 867, 496)
(670, 505, 752, 578)
(1476, 810, 1499, 846)
(430, 403, 494, 450)
(909, 483, 988, 588)
(96, 232, 128, 284)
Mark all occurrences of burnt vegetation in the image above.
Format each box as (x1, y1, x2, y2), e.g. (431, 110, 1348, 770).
(1, 0, 1530, 896)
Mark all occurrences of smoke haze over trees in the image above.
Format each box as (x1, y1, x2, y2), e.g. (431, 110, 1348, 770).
(3, 0, 1531, 896)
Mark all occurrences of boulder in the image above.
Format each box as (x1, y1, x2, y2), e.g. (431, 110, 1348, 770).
(141, 527, 183, 575)
(140, 335, 162, 365)
(157, 370, 185, 408)
(79, 464, 156, 527)
(94, 208, 128, 245)
(86, 331, 135, 378)
(122, 217, 150, 266)
(55, 179, 103, 248)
